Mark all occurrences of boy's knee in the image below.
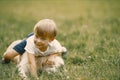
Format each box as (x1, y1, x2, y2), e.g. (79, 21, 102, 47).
(3, 50, 19, 60)
(3, 51, 11, 59)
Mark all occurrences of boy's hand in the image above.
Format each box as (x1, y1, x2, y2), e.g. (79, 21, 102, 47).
(61, 47, 67, 56)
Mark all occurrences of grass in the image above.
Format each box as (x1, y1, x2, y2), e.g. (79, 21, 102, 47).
(0, 0, 120, 80)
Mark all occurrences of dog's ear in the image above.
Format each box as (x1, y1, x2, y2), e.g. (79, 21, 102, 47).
(46, 59, 55, 65)
(42, 58, 55, 68)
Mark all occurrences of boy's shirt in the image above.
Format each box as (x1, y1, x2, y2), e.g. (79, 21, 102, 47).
(25, 35, 63, 56)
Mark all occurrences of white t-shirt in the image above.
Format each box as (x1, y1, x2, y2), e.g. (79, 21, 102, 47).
(25, 35, 63, 56)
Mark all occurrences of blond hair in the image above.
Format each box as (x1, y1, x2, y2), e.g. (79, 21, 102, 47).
(34, 19, 57, 41)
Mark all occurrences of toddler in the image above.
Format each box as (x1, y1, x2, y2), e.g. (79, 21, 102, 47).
(1, 19, 67, 79)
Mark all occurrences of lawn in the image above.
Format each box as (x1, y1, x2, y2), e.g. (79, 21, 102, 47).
(0, 0, 120, 80)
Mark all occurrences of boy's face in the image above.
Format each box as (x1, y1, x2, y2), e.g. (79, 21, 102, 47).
(34, 34, 49, 51)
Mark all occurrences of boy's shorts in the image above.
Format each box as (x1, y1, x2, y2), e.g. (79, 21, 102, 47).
(13, 33, 34, 55)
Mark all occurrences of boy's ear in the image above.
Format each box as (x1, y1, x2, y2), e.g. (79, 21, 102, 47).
(49, 36, 55, 42)
(49, 37, 55, 42)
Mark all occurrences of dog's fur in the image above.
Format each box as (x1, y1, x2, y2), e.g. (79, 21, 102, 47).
(4, 40, 64, 79)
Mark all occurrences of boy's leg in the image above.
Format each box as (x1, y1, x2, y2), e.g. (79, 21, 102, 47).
(1, 33, 34, 64)
(1, 40, 26, 64)
(2, 49, 20, 63)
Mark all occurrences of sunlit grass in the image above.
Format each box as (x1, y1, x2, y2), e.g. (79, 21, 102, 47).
(0, 0, 120, 80)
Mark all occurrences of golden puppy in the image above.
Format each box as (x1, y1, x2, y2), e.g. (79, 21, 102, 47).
(3, 40, 65, 80)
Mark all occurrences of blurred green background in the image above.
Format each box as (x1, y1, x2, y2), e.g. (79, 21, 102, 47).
(0, 0, 120, 80)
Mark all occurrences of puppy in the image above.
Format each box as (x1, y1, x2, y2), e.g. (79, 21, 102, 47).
(3, 40, 65, 80)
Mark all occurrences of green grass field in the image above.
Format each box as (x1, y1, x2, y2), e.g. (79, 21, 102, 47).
(0, 0, 120, 80)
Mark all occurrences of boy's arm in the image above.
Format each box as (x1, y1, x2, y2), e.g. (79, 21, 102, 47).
(27, 52, 38, 78)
